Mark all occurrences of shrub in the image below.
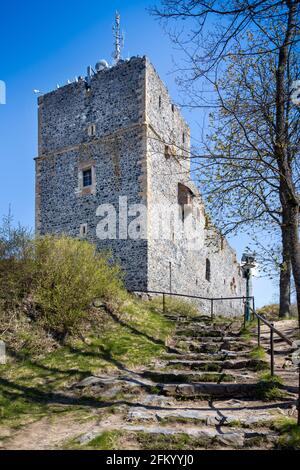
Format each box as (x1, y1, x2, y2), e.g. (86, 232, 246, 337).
(0, 213, 33, 313)
(33, 236, 124, 338)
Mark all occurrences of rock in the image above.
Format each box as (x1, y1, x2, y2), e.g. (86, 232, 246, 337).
(0, 340, 6, 365)
(78, 431, 99, 445)
(93, 299, 105, 308)
(217, 432, 244, 447)
(288, 405, 298, 417)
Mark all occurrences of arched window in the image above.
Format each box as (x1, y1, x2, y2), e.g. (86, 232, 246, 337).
(205, 259, 211, 282)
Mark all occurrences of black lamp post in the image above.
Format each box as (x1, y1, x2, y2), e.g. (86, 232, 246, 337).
(241, 252, 256, 322)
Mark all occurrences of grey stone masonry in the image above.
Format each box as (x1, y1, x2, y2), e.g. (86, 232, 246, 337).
(36, 56, 246, 315)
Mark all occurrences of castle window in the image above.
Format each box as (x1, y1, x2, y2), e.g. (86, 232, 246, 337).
(178, 183, 194, 222)
(88, 124, 96, 137)
(83, 168, 92, 187)
(172, 104, 175, 113)
(221, 237, 225, 250)
(183, 132, 185, 144)
(165, 145, 171, 159)
(80, 224, 88, 238)
(159, 95, 162, 108)
(205, 259, 211, 282)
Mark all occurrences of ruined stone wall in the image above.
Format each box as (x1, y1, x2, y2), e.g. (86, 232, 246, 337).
(36, 57, 149, 290)
(145, 61, 245, 316)
(36, 56, 245, 315)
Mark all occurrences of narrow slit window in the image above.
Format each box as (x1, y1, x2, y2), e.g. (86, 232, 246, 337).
(205, 259, 211, 282)
(80, 224, 88, 238)
(88, 124, 96, 137)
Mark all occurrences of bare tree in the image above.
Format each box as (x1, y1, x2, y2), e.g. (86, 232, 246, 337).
(152, 0, 300, 323)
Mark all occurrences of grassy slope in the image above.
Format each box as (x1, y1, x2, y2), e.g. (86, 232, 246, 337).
(0, 297, 174, 429)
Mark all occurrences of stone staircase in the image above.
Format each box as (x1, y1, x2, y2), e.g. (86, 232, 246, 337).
(72, 312, 298, 450)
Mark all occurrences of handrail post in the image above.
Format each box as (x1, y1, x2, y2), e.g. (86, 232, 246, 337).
(163, 293, 166, 315)
(211, 299, 214, 321)
(252, 297, 255, 321)
(257, 316, 261, 348)
(270, 324, 274, 377)
(298, 366, 300, 427)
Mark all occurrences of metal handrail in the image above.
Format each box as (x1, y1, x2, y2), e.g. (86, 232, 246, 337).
(250, 305, 300, 426)
(251, 308, 294, 347)
(132, 289, 254, 320)
(133, 289, 299, 425)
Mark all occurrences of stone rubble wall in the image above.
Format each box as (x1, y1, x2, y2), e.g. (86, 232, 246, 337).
(36, 56, 246, 316)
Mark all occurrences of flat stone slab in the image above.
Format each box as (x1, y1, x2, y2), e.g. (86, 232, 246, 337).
(127, 407, 279, 428)
(160, 382, 259, 398)
(167, 359, 266, 371)
(175, 336, 242, 343)
(72, 374, 153, 395)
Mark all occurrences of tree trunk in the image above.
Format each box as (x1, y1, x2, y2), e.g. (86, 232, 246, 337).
(288, 204, 300, 329)
(279, 225, 291, 318)
(275, 0, 299, 326)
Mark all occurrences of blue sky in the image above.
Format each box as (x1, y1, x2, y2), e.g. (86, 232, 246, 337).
(0, 0, 276, 307)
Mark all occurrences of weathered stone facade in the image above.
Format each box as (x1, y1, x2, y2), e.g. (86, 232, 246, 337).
(36, 56, 245, 315)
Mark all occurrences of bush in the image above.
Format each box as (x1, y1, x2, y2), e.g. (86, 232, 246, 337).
(0, 213, 33, 312)
(33, 236, 124, 338)
(258, 303, 298, 320)
(0, 214, 126, 343)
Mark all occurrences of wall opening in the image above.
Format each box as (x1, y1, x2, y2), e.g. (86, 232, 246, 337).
(83, 168, 92, 187)
(80, 223, 88, 238)
(205, 259, 211, 282)
(87, 124, 96, 137)
(178, 183, 194, 222)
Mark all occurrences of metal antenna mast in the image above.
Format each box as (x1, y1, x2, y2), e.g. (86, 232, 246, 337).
(113, 11, 124, 63)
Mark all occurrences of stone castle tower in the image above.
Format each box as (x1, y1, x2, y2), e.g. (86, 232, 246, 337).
(35, 56, 245, 315)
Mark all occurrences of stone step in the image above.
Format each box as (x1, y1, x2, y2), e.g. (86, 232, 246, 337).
(126, 406, 282, 429)
(161, 351, 251, 361)
(159, 382, 260, 399)
(175, 335, 244, 343)
(166, 358, 268, 372)
(118, 424, 276, 449)
(141, 370, 238, 384)
(175, 329, 235, 338)
(78, 423, 277, 449)
(175, 341, 250, 353)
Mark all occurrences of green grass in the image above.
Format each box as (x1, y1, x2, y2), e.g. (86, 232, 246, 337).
(88, 431, 123, 450)
(240, 320, 257, 340)
(272, 417, 300, 450)
(0, 297, 174, 427)
(135, 432, 216, 450)
(150, 297, 200, 318)
(255, 373, 287, 400)
(249, 346, 268, 361)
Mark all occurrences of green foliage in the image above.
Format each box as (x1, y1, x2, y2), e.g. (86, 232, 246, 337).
(249, 346, 267, 361)
(150, 296, 200, 318)
(0, 213, 125, 340)
(255, 373, 286, 400)
(273, 417, 300, 450)
(0, 213, 33, 313)
(0, 298, 174, 426)
(88, 431, 122, 450)
(258, 303, 298, 320)
(257, 304, 280, 321)
(33, 236, 124, 337)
